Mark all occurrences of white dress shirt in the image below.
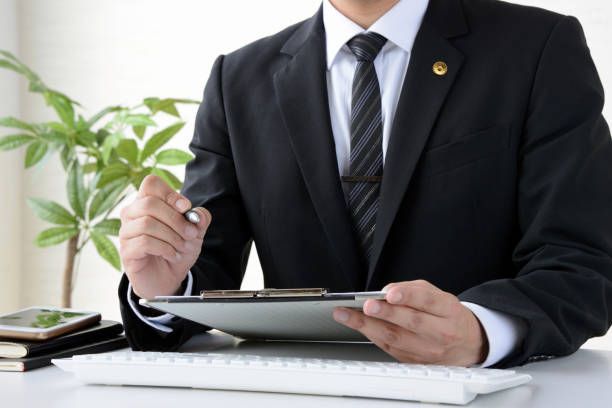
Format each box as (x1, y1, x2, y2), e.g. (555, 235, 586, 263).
(127, 272, 192, 333)
(129, 0, 526, 368)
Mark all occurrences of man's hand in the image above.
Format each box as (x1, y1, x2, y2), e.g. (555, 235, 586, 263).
(119, 175, 212, 299)
(333, 280, 489, 367)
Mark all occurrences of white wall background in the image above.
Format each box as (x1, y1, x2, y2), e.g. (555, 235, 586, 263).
(0, 0, 21, 317)
(0, 0, 610, 350)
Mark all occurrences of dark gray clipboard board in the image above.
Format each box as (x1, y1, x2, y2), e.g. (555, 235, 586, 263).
(141, 292, 386, 342)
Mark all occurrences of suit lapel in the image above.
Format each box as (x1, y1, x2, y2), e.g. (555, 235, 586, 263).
(366, 0, 469, 287)
(273, 8, 364, 290)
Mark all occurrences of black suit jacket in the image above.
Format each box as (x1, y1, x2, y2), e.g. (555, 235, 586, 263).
(119, 0, 612, 368)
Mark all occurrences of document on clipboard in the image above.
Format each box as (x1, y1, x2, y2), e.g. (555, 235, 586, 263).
(140, 289, 386, 342)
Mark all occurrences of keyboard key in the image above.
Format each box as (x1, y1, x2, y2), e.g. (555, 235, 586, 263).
(155, 357, 173, 364)
(211, 358, 230, 367)
(192, 357, 213, 365)
(427, 368, 449, 378)
(449, 371, 472, 380)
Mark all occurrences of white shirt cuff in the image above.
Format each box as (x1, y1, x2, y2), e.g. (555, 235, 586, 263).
(461, 301, 526, 368)
(126, 271, 193, 333)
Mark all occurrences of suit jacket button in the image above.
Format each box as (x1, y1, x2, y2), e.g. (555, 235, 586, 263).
(433, 61, 448, 76)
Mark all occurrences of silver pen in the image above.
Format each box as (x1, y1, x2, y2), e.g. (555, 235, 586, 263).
(184, 209, 200, 224)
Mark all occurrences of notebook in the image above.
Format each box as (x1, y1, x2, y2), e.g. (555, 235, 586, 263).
(0, 320, 123, 358)
(0, 335, 127, 372)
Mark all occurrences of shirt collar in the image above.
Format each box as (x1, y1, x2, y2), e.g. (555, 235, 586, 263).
(322, 0, 429, 69)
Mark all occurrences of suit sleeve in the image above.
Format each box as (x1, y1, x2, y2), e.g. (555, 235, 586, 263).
(118, 55, 254, 350)
(458, 15, 612, 368)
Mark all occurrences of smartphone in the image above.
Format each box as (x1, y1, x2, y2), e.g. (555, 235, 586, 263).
(0, 306, 101, 341)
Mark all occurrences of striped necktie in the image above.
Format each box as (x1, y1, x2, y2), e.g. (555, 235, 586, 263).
(343, 32, 387, 267)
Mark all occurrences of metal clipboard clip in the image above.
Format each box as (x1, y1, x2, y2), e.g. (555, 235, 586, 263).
(200, 288, 329, 298)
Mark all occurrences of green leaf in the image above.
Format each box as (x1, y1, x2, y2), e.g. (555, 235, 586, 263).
(93, 218, 121, 236)
(0, 59, 23, 74)
(83, 162, 98, 174)
(27, 198, 77, 225)
(0, 116, 36, 133)
(75, 114, 87, 131)
(38, 130, 68, 145)
(0, 50, 19, 62)
(88, 177, 128, 220)
(31, 123, 46, 134)
(140, 122, 184, 163)
(0, 134, 34, 151)
(25, 141, 48, 168)
(75, 130, 97, 148)
(90, 231, 121, 270)
(143, 97, 161, 111)
(45, 92, 74, 127)
(45, 121, 68, 132)
(121, 114, 156, 127)
(144, 98, 200, 117)
(60, 145, 75, 171)
(95, 128, 111, 146)
(101, 130, 123, 163)
(28, 81, 47, 93)
(0, 51, 42, 84)
(97, 162, 130, 188)
(155, 149, 193, 165)
(151, 167, 182, 190)
(67, 161, 87, 219)
(86, 106, 122, 128)
(155, 100, 180, 118)
(88, 172, 102, 195)
(56, 90, 81, 107)
(34, 227, 79, 247)
(168, 98, 200, 105)
(116, 139, 139, 165)
(132, 125, 145, 139)
(131, 167, 152, 190)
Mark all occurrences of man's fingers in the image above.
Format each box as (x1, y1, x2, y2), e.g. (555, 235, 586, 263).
(333, 307, 438, 361)
(385, 283, 456, 317)
(363, 299, 454, 344)
(382, 279, 433, 293)
(120, 216, 190, 255)
(121, 196, 198, 241)
(138, 174, 191, 213)
(120, 235, 182, 264)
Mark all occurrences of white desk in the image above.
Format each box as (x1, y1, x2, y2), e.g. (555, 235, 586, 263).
(2, 331, 611, 407)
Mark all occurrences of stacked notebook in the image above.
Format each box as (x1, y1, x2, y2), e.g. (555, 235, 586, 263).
(0, 320, 127, 372)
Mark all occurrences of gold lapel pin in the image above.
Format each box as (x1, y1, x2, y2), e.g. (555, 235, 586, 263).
(433, 61, 448, 76)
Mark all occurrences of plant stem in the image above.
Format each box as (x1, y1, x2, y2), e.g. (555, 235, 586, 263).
(62, 232, 80, 308)
(70, 233, 86, 293)
(76, 237, 90, 253)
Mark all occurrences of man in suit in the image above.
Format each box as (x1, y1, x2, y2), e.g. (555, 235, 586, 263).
(118, 0, 612, 368)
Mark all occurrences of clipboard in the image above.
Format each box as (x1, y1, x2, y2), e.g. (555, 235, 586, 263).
(140, 289, 386, 342)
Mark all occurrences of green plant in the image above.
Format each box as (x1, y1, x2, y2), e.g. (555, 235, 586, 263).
(0, 50, 199, 307)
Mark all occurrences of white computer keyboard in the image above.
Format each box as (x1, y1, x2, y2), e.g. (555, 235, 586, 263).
(52, 351, 532, 405)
